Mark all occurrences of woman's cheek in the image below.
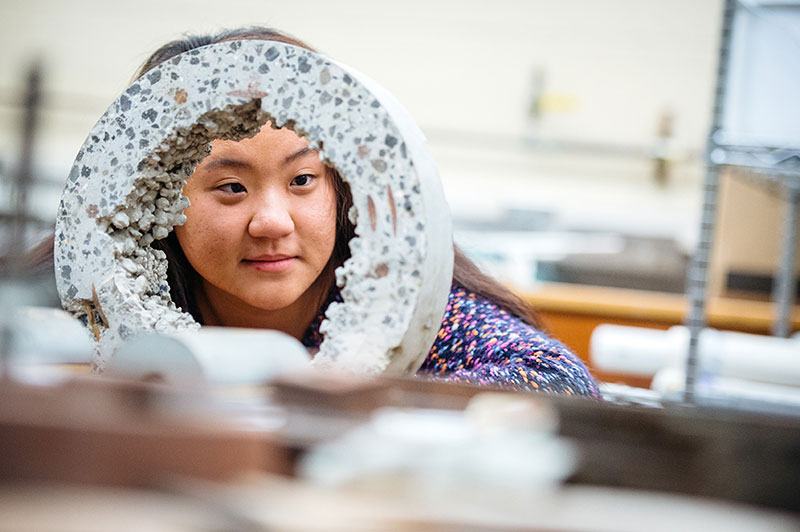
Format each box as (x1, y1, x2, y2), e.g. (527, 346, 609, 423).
(176, 198, 228, 259)
(310, 200, 337, 247)
(193, 217, 236, 255)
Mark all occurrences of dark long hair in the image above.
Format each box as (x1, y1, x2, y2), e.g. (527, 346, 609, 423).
(49, 26, 542, 329)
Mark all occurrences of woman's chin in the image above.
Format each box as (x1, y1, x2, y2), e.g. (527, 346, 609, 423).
(238, 287, 315, 314)
(242, 297, 298, 314)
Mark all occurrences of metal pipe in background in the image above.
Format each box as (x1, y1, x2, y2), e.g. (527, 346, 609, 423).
(684, 0, 737, 404)
(2, 62, 42, 377)
(6, 62, 41, 276)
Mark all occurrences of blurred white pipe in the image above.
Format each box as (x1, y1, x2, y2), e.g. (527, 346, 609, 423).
(110, 327, 311, 385)
(591, 324, 800, 387)
(652, 367, 800, 408)
(5, 306, 94, 365)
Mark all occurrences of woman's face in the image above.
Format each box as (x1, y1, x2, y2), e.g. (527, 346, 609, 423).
(175, 124, 337, 327)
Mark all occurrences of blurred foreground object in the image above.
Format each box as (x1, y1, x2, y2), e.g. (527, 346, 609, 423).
(1, 371, 800, 530)
(298, 394, 573, 496)
(2, 306, 92, 381)
(0, 378, 292, 486)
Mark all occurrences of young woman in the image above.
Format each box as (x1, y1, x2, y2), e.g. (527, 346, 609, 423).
(137, 27, 599, 397)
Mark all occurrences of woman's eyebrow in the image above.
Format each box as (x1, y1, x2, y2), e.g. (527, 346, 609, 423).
(201, 157, 252, 171)
(284, 146, 318, 164)
(200, 147, 318, 170)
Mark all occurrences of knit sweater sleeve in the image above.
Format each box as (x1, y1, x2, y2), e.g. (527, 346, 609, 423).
(417, 284, 600, 398)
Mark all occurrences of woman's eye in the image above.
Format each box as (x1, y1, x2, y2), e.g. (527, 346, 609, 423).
(218, 182, 246, 194)
(291, 174, 315, 187)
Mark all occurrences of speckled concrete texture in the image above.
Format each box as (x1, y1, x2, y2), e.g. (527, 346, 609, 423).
(55, 40, 453, 374)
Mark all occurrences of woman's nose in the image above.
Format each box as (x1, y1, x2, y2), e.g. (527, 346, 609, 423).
(248, 200, 294, 239)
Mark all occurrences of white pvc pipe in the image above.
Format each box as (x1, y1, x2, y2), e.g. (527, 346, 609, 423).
(109, 327, 311, 385)
(591, 324, 800, 387)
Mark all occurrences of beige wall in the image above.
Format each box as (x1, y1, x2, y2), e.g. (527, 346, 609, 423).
(0, 0, 723, 241)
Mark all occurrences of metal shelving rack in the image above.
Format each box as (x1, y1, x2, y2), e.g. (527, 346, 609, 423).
(0, 63, 48, 374)
(684, 0, 800, 403)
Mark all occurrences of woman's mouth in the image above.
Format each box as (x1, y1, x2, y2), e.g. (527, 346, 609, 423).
(243, 255, 296, 272)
